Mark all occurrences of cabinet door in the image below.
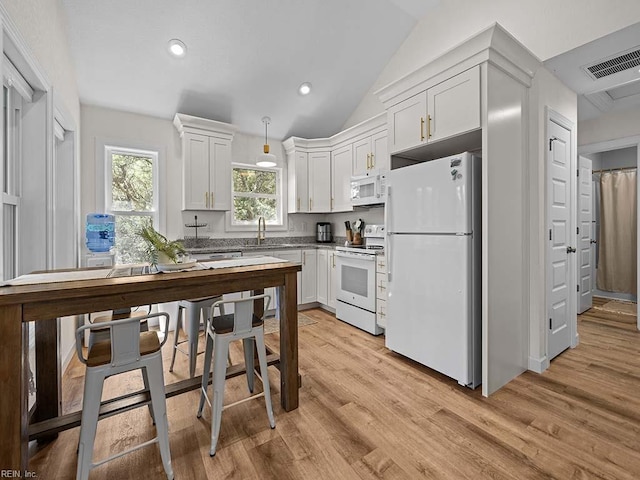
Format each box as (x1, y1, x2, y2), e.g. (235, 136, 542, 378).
(427, 65, 480, 142)
(301, 249, 317, 304)
(316, 249, 328, 305)
(352, 137, 372, 176)
(288, 151, 309, 213)
(209, 137, 231, 210)
(183, 133, 210, 210)
(387, 91, 427, 154)
(371, 131, 388, 172)
(308, 151, 331, 212)
(328, 250, 337, 308)
(331, 145, 353, 212)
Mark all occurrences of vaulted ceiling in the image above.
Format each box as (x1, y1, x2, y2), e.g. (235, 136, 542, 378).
(61, 0, 438, 140)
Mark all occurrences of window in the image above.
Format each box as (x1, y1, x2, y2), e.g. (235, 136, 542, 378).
(231, 164, 282, 226)
(105, 146, 159, 264)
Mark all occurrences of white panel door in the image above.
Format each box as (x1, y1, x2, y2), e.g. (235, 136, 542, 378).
(386, 234, 473, 386)
(331, 145, 353, 212)
(316, 249, 328, 305)
(328, 250, 337, 308)
(371, 131, 389, 172)
(209, 137, 231, 211)
(294, 151, 309, 213)
(427, 66, 481, 142)
(387, 91, 427, 154)
(301, 249, 317, 303)
(387, 153, 473, 233)
(578, 156, 593, 314)
(548, 121, 573, 361)
(353, 137, 371, 176)
(183, 133, 210, 210)
(308, 151, 331, 212)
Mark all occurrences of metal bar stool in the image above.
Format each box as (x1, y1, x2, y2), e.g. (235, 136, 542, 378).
(197, 294, 275, 457)
(74, 312, 174, 480)
(169, 296, 227, 378)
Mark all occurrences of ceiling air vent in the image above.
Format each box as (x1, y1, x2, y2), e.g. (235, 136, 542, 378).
(584, 47, 640, 79)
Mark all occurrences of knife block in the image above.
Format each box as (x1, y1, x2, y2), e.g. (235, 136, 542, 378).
(352, 232, 363, 245)
(346, 229, 353, 243)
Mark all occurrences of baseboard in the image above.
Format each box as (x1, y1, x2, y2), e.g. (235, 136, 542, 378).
(528, 355, 549, 373)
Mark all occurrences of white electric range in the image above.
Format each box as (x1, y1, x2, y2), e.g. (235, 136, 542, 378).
(335, 225, 385, 335)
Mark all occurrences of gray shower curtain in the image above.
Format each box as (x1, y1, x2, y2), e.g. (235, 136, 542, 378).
(597, 170, 637, 295)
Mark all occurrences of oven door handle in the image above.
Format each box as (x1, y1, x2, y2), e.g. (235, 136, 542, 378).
(335, 251, 376, 261)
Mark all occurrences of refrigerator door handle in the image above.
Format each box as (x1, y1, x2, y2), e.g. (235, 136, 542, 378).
(387, 232, 393, 282)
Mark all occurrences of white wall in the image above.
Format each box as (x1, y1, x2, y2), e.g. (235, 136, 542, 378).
(579, 107, 640, 146)
(0, 0, 79, 125)
(344, 0, 640, 129)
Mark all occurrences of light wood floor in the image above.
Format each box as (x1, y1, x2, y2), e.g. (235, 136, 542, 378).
(29, 298, 640, 479)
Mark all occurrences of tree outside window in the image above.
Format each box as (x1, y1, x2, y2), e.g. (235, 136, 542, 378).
(232, 165, 281, 225)
(106, 147, 158, 264)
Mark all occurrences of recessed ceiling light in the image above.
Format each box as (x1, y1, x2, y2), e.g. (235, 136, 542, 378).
(298, 82, 312, 95)
(168, 39, 187, 58)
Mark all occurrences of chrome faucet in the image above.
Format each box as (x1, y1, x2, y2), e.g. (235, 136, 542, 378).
(257, 216, 266, 245)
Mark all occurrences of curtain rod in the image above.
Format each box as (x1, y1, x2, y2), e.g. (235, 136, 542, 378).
(592, 166, 637, 174)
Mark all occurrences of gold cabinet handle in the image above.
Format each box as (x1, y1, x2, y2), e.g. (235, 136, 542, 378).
(367, 153, 371, 169)
(332, 253, 335, 268)
(379, 282, 386, 290)
(210, 191, 214, 208)
(420, 117, 425, 141)
(297, 198, 300, 210)
(303, 251, 306, 265)
(378, 311, 386, 317)
(371, 153, 375, 168)
(309, 198, 312, 211)
(331, 198, 334, 210)
(205, 192, 209, 208)
(427, 115, 432, 138)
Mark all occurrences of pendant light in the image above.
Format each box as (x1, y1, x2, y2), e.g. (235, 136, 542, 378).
(256, 116, 277, 168)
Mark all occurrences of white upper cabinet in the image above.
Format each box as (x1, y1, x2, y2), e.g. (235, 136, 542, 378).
(331, 144, 353, 212)
(386, 66, 480, 155)
(283, 114, 386, 214)
(308, 151, 331, 212)
(174, 114, 238, 211)
(288, 150, 309, 213)
(353, 130, 389, 176)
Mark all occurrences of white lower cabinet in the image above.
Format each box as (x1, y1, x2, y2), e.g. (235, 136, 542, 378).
(376, 255, 387, 329)
(328, 250, 337, 309)
(301, 249, 317, 303)
(316, 249, 328, 305)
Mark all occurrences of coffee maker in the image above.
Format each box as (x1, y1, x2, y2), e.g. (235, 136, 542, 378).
(316, 222, 332, 243)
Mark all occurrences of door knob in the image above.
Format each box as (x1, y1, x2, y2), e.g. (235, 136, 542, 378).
(566, 246, 577, 253)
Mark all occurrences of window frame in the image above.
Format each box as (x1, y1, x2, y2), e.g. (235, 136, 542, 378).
(104, 144, 159, 227)
(226, 162, 288, 232)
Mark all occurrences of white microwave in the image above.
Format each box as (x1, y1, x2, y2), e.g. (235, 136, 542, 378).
(350, 173, 386, 206)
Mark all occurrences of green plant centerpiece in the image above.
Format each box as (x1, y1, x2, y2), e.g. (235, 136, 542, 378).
(137, 225, 187, 266)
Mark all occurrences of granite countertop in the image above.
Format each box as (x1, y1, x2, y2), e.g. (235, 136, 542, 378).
(184, 237, 346, 255)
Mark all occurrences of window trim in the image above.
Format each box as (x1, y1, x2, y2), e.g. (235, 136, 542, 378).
(226, 162, 288, 232)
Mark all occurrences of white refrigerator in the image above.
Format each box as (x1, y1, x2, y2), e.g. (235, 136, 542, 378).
(385, 152, 481, 388)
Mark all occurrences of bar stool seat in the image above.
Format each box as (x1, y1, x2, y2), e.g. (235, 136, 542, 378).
(169, 296, 225, 378)
(74, 312, 173, 480)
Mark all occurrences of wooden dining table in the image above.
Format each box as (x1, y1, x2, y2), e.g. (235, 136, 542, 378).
(0, 259, 302, 473)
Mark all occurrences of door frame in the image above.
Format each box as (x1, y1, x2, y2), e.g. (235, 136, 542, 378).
(578, 135, 640, 331)
(545, 108, 578, 370)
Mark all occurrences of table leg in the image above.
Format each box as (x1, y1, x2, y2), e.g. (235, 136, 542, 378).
(33, 317, 61, 441)
(0, 305, 28, 472)
(279, 272, 299, 411)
